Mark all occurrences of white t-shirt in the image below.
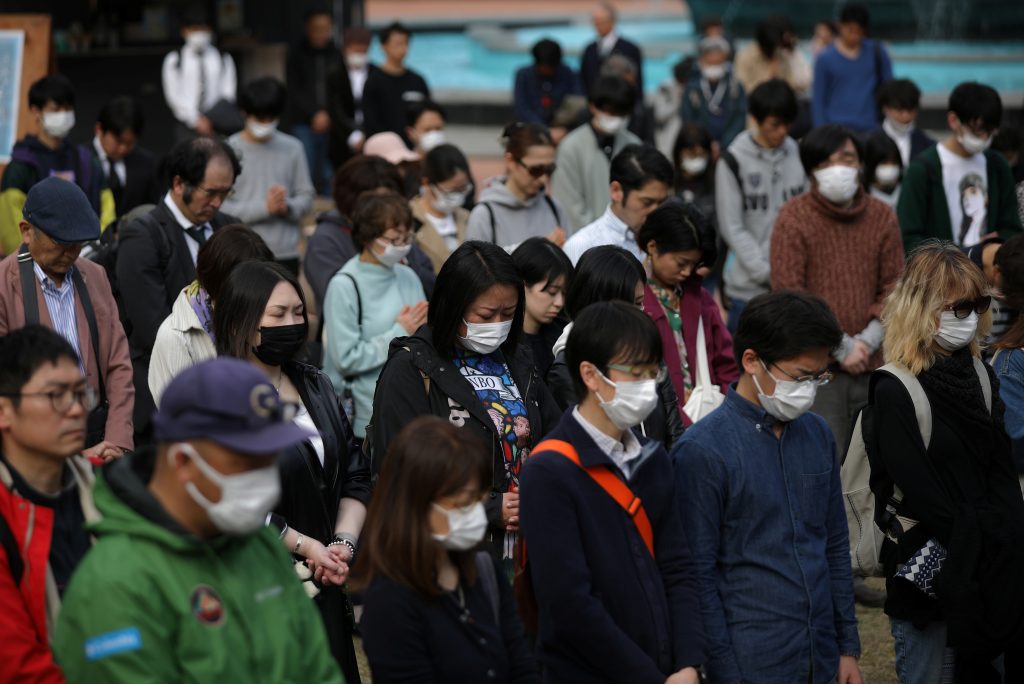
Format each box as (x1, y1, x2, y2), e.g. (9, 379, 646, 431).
(294, 401, 326, 467)
(423, 211, 460, 251)
(937, 143, 988, 247)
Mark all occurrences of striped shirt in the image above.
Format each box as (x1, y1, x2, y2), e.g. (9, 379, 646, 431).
(34, 261, 82, 363)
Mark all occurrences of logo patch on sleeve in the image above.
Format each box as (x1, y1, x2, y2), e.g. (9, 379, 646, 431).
(84, 627, 142, 661)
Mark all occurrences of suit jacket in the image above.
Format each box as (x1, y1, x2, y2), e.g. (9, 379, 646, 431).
(325, 64, 358, 170)
(0, 254, 135, 450)
(116, 201, 237, 439)
(87, 145, 161, 218)
(580, 36, 644, 96)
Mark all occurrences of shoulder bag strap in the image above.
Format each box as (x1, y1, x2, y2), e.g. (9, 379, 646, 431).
(17, 246, 40, 326)
(483, 202, 497, 243)
(879, 363, 931, 449)
(70, 269, 108, 405)
(693, 314, 712, 389)
(341, 272, 362, 326)
(0, 508, 23, 586)
(973, 356, 992, 412)
(542, 194, 560, 226)
(534, 439, 655, 556)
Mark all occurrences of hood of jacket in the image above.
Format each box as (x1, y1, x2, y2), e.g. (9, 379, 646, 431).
(728, 129, 801, 176)
(91, 448, 235, 555)
(315, 208, 349, 230)
(478, 176, 549, 211)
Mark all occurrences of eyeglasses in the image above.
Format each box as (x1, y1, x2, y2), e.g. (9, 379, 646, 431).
(943, 296, 991, 320)
(516, 160, 557, 178)
(195, 185, 236, 201)
(607, 364, 667, 383)
(0, 386, 99, 413)
(378, 233, 412, 247)
(766, 362, 833, 387)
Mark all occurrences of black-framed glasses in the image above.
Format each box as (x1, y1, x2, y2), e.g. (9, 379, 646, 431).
(516, 160, 557, 178)
(943, 296, 992, 319)
(0, 386, 99, 413)
(765, 361, 833, 387)
(378, 233, 413, 247)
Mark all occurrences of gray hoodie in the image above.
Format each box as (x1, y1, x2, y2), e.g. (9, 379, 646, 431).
(715, 130, 807, 301)
(466, 177, 566, 248)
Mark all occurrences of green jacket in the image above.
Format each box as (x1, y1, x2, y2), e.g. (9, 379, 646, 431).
(53, 451, 344, 684)
(896, 143, 1023, 253)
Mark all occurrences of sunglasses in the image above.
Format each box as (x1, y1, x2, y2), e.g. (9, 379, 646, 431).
(517, 159, 557, 178)
(942, 295, 992, 320)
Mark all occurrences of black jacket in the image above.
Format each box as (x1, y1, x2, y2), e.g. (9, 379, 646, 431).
(286, 39, 341, 128)
(547, 349, 685, 450)
(88, 145, 161, 217)
(580, 36, 644, 96)
(325, 64, 358, 170)
(369, 326, 562, 542)
(116, 200, 238, 437)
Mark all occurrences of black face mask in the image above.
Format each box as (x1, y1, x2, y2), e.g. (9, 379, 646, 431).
(253, 323, 308, 366)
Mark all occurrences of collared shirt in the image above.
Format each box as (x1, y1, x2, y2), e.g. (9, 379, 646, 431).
(563, 205, 643, 266)
(34, 261, 82, 362)
(162, 193, 210, 265)
(572, 406, 642, 479)
(92, 137, 126, 188)
(161, 45, 237, 128)
(598, 31, 619, 58)
(672, 388, 860, 684)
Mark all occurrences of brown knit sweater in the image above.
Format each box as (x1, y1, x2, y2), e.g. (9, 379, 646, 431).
(770, 188, 904, 368)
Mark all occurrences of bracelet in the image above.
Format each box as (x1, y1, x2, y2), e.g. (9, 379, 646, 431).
(293, 534, 304, 554)
(328, 536, 357, 559)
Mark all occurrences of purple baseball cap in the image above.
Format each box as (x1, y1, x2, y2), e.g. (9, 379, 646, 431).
(152, 358, 313, 455)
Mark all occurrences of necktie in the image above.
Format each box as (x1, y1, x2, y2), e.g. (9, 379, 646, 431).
(186, 225, 208, 247)
(107, 163, 123, 212)
(196, 49, 207, 112)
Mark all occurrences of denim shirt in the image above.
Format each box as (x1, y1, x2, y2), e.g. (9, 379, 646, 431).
(671, 388, 860, 684)
(992, 348, 1024, 472)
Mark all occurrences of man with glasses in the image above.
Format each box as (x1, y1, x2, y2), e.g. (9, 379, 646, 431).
(898, 81, 1023, 252)
(673, 291, 864, 684)
(53, 357, 343, 683)
(117, 137, 240, 445)
(0, 325, 97, 681)
(0, 177, 134, 462)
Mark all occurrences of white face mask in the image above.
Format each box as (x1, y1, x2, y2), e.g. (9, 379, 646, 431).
(459, 318, 512, 354)
(432, 185, 468, 214)
(596, 369, 659, 430)
(874, 163, 901, 186)
(347, 52, 369, 70)
(814, 165, 860, 204)
(432, 502, 488, 550)
(594, 113, 628, 136)
(185, 30, 213, 51)
(682, 156, 709, 176)
(173, 443, 281, 536)
(884, 117, 913, 136)
(373, 239, 412, 268)
(935, 310, 978, 351)
(420, 130, 447, 152)
(701, 64, 727, 81)
(752, 362, 818, 422)
(41, 110, 75, 139)
(957, 123, 993, 156)
(246, 118, 278, 140)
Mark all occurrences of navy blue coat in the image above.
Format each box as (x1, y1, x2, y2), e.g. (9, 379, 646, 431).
(580, 37, 644, 96)
(519, 411, 705, 683)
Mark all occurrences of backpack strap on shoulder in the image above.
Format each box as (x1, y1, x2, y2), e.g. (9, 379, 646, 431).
(973, 356, 992, 412)
(483, 202, 497, 243)
(877, 363, 932, 449)
(534, 439, 655, 556)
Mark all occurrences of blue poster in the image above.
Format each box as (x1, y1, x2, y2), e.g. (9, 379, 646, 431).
(0, 30, 25, 163)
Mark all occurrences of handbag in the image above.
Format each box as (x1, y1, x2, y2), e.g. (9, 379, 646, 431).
(682, 315, 726, 422)
(895, 537, 947, 598)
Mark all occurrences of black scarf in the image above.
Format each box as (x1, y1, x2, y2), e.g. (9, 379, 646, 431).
(918, 348, 1003, 431)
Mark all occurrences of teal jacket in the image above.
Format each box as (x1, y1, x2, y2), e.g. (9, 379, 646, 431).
(53, 451, 344, 684)
(896, 144, 1022, 253)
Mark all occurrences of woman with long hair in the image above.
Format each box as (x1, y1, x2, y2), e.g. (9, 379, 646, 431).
(511, 237, 574, 376)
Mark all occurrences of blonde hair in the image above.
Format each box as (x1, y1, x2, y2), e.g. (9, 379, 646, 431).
(882, 241, 991, 374)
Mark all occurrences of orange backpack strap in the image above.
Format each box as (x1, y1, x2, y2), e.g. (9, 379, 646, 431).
(534, 439, 655, 557)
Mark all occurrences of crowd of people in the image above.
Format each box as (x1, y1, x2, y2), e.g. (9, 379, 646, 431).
(2, 1, 1024, 683)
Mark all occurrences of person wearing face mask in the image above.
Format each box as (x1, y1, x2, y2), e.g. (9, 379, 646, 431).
(871, 243, 1024, 682)
(52, 358, 344, 683)
(681, 36, 747, 156)
(325, 26, 371, 170)
(771, 124, 904, 457)
(369, 241, 561, 566)
(864, 131, 904, 209)
(467, 123, 568, 249)
(1, 76, 114, 254)
(355, 416, 540, 683)
(410, 143, 472, 272)
(398, 100, 449, 197)
(898, 81, 1023, 252)
(553, 76, 642, 232)
(519, 301, 704, 684)
(874, 79, 934, 168)
(222, 78, 314, 275)
(324, 193, 428, 440)
(161, 4, 238, 139)
(673, 291, 864, 684)
(671, 123, 716, 230)
(512, 237, 574, 376)
(214, 261, 370, 683)
(639, 200, 739, 427)
(563, 144, 673, 266)
(548, 246, 685, 453)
